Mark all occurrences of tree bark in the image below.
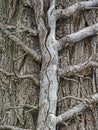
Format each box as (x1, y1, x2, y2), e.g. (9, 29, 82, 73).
(0, 0, 98, 130)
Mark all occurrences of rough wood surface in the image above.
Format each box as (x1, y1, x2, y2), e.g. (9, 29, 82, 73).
(0, 0, 98, 130)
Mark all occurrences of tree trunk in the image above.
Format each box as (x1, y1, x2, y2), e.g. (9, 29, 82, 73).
(0, 0, 98, 130)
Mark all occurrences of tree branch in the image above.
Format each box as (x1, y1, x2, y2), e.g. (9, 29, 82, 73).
(56, 93, 98, 124)
(55, 0, 98, 20)
(58, 23, 98, 50)
(58, 57, 98, 77)
(19, 24, 37, 36)
(1, 57, 97, 86)
(0, 125, 31, 130)
(6, 104, 38, 111)
(0, 69, 40, 86)
(58, 95, 90, 107)
(0, 69, 14, 77)
(58, 96, 85, 103)
(0, 22, 41, 63)
(4, 24, 37, 36)
(13, 52, 28, 62)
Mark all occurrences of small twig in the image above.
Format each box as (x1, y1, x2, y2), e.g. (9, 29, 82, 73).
(19, 24, 37, 36)
(58, 95, 88, 107)
(14, 109, 24, 125)
(5, 25, 16, 30)
(76, 116, 81, 121)
(58, 96, 84, 102)
(14, 57, 40, 86)
(0, 69, 14, 77)
(0, 68, 40, 86)
(6, 104, 38, 111)
(13, 52, 28, 62)
(24, 108, 36, 113)
(62, 121, 69, 127)
(4, 23, 37, 36)
(84, 98, 93, 109)
(62, 77, 80, 84)
(0, 22, 41, 63)
(75, 74, 85, 78)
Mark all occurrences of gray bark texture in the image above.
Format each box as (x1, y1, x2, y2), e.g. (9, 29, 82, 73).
(0, 0, 98, 130)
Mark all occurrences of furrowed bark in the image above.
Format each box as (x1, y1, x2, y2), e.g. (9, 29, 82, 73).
(4, 23, 37, 36)
(56, 94, 98, 124)
(0, 125, 31, 130)
(58, 60, 98, 77)
(58, 23, 98, 50)
(34, 0, 58, 129)
(55, 0, 98, 20)
(0, 23, 41, 62)
(0, 68, 39, 86)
